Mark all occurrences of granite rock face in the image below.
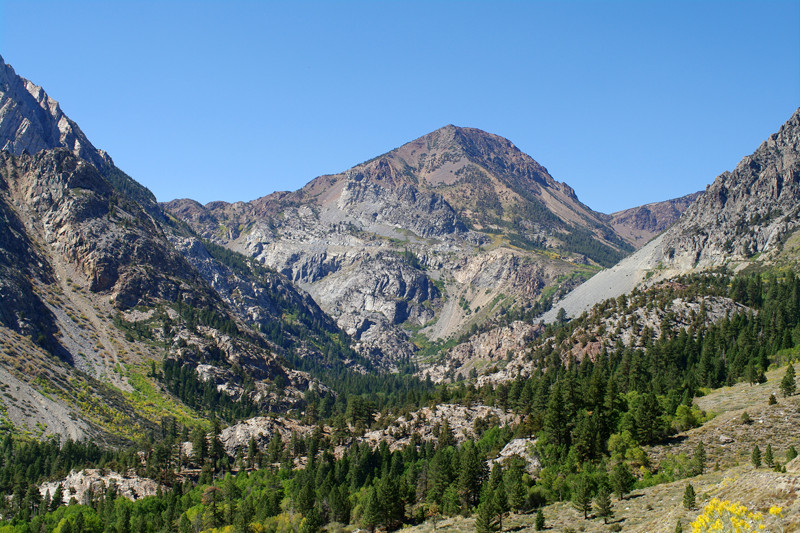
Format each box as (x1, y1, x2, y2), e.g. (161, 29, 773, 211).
(420, 320, 541, 384)
(218, 403, 519, 457)
(0, 149, 197, 312)
(40, 469, 161, 504)
(0, 147, 318, 437)
(488, 438, 541, 477)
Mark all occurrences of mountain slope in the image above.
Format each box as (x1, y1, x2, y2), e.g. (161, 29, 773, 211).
(0, 57, 364, 440)
(0, 148, 325, 440)
(544, 107, 800, 321)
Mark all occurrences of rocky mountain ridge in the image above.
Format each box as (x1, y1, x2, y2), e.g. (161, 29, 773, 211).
(543, 107, 800, 322)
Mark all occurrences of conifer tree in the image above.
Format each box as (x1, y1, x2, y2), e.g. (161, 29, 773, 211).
(752, 445, 762, 468)
(675, 520, 683, 533)
(362, 487, 381, 533)
(781, 364, 797, 397)
(437, 419, 456, 450)
(610, 462, 635, 500)
(682, 484, 695, 510)
(571, 473, 592, 519)
(787, 445, 798, 461)
(492, 479, 509, 531)
(634, 392, 663, 444)
(768, 393, 778, 405)
(504, 463, 526, 512)
(692, 441, 706, 476)
(178, 513, 193, 533)
(475, 496, 499, 533)
(534, 509, 545, 531)
(765, 444, 774, 468)
(51, 484, 63, 512)
(378, 474, 404, 530)
(301, 506, 323, 533)
(594, 487, 614, 524)
(457, 441, 485, 510)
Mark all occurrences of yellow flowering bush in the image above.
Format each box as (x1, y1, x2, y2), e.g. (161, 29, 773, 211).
(690, 498, 784, 533)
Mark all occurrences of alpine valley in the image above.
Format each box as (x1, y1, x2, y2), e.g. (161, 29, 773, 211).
(1, 54, 800, 532)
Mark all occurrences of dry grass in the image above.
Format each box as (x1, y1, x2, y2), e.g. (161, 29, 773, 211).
(647, 365, 800, 471)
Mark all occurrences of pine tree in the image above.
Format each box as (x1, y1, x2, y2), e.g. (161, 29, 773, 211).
(781, 364, 797, 397)
(634, 392, 663, 444)
(594, 487, 614, 524)
(752, 445, 762, 468)
(116, 502, 131, 533)
(437, 419, 456, 450)
(492, 480, 509, 531)
(378, 474, 404, 530)
(475, 497, 499, 533)
(191, 428, 208, 466)
(692, 441, 706, 476)
(300, 506, 323, 533)
(534, 509, 545, 531)
(765, 444, 774, 468)
(362, 487, 381, 533)
(571, 473, 592, 519)
(504, 463, 526, 512)
(675, 520, 683, 533)
(179, 513, 193, 533)
(787, 445, 798, 461)
(768, 393, 778, 405)
(610, 462, 635, 500)
(51, 484, 63, 511)
(457, 441, 485, 510)
(682, 484, 695, 510)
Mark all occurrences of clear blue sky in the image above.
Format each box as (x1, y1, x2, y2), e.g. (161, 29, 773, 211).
(1, 1, 798, 213)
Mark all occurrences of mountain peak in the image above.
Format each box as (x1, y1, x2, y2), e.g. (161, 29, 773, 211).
(0, 55, 112, 172)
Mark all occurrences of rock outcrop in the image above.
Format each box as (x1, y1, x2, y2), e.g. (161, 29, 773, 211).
(488, 438, 541, 477)
(662, 109, 800, 269)
(359, 403, 519, 452)
(420, 321, 541, 383)
(218, 403, 518, 456)
(40, 469, 162, 504)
